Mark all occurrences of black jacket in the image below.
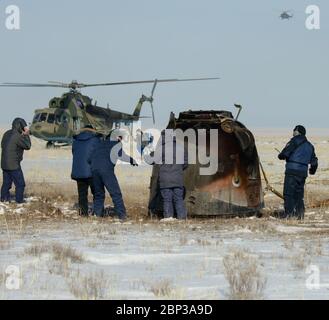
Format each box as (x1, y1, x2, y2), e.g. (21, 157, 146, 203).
(278, 135, 318, 177)
(1, 118, 31, 171)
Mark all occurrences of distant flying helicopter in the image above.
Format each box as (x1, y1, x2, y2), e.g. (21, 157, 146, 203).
(0, 77, 218, 148)
(280, 10, 294, 20)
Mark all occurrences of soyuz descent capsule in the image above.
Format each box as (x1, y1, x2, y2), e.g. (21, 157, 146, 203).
(148, 107, 264, 217)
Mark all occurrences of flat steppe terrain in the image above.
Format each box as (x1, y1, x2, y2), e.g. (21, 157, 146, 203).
(0, 127, 328, 300)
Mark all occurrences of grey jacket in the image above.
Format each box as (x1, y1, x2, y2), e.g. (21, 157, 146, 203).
(155, 132, 188, 189)
(1, 118, 31, 171)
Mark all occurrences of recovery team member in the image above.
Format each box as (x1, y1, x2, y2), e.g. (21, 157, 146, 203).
(71, 125, 100, 216)
(1, 118, 31, 203)
(278, 125, 318, 220)
(155, 130, 188, 220)
(90, 131, 138, 220)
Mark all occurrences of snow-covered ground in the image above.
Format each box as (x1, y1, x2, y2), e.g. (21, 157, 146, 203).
(0, 129, 328, 300)
(1, 202, 329, 300)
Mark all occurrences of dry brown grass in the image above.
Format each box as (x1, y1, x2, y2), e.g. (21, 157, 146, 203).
(290, 240, 323, 270)
(309, 199, 329, 209)
(47, 258, 71, 277)
(149, 278, 174, 297)
(245, 220, 277, 234)
(197, 238, 212, 246)
(27, 199, 57, 214)
(179, 235, 188, 246)
(66, 270, 112, 300)
(291, 251, 310, 270)
(24, 243, 50, 257)
(51, 243, 84, 263)
(25, 243, 84, 263)
(282, 238, 295, 250)
(0, 240, 11, 250)
(0, 269, 4, 287)
(223, 248, 267, 300)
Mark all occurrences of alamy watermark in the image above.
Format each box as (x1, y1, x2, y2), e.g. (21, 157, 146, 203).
(3, 4, 20, 30)
(109, 124, 221, 176)
(306, 265, 329, 290)
(305, 5, 320, 30)
(1, 265, 21, 290)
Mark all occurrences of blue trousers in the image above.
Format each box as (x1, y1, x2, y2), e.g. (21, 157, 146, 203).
(92, 169, 126, 219)
(283, 174, 306, 219)
(160, 187, 187, 219)
(1, 169, 26, 203)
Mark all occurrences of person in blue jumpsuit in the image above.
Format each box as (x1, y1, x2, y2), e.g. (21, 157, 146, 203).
(90, 133, 138, 219)
(154, 130, 188, 220)
(278, 125, 318, 220)
(71, 125, 100, 216)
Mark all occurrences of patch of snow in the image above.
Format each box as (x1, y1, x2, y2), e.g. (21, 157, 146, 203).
(13, 208, 25, 214)
(235, 227, 253, 234)
(275, 225, 324, 234)
(85, 252, 203, 266)
(160, 217, 178, 223)
(25, 197, 39, 203)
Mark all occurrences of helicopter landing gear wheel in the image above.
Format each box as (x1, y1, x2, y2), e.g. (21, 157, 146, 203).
(46, 142, 55, 149)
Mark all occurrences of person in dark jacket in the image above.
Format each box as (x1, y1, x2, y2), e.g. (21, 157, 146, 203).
(90, 131, 138, 219)
(1, 118, 31, 203)
(155, 130, 188, 220)
(278, 125, 318, 219)
(71, 125, 100, 216)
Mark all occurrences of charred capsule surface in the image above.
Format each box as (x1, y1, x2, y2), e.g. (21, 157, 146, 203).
(148, 110, 264, 217)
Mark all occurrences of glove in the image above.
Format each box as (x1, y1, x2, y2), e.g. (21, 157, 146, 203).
(130, 158, 138, 167)
(309, 166, 317, 175)
(278, 153, 285, 160)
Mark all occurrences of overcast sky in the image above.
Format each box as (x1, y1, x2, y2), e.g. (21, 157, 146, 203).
(0, 0, 328, 130)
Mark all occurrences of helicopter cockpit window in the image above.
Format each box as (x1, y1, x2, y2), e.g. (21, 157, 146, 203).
(33, 114, 41, 123)
(54, 114, 62, 124)
(61, 114, 69, 128)
(39, 113, 48, 122)
(47, 114, 55, 124)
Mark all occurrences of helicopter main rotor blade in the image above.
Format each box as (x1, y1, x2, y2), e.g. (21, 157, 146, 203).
(0, 83, 66, 88)
(0, 77, 219, 89)
(79, 77, 219, 88)
(48, 81, 70, 86)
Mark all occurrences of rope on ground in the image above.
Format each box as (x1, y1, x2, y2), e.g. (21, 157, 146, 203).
(259, 160, 284, 200)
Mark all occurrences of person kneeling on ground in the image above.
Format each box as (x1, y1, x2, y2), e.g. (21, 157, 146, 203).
(71, 125, 100, 216)
(90, 131, 138, 220)
(1, 118, 31, 204)
(155, 130, 188, 220)
(278, 125, 318, 220)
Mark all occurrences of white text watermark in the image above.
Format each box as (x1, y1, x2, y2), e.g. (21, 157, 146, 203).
(2, 4, 20, 30)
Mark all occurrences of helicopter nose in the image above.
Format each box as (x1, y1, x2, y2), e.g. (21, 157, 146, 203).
(29, 123, 42, 137)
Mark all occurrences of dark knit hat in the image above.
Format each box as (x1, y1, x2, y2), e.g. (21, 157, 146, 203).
(294, 125, 306, 136)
